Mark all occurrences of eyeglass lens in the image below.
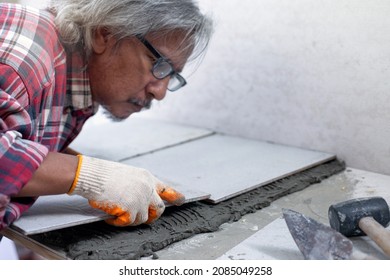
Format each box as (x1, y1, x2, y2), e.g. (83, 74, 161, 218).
(168, 74, 186, 91)
(153, 59, 173, 79)
(153, 59, 186, 91)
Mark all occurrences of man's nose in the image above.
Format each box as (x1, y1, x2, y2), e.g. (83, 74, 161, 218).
(147, 78, 169, 101)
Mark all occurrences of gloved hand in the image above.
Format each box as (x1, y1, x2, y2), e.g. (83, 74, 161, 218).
(68, 155, 185, 226)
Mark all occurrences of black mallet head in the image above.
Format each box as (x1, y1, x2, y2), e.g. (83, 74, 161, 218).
(328, 196, 390, 237)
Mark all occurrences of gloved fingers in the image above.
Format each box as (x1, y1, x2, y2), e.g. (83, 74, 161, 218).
(89, 200, 139, 226)
(156, 184, 185, 206)
(146, 199, 165, 224)
(105, 213, 132, 227)
(106, 210, 149, 226)
(132, 210, 150, 226)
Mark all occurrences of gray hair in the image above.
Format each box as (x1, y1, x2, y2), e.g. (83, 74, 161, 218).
(48, 0, 213, 63)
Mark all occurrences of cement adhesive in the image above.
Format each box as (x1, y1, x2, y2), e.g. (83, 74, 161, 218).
(31, 159, 345, 260)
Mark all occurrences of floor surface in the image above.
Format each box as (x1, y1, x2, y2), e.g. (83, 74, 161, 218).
(155, 167, 390, 260)
(2, 116, 389, 260)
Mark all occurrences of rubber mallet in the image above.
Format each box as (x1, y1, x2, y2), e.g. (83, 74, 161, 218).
(328, 196, 390, 256)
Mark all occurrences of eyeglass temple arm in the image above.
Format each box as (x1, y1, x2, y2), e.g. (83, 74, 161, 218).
(135, 34, 162, 59)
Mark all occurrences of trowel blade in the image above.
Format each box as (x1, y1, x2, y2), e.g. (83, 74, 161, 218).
(282, 208, 353, 260)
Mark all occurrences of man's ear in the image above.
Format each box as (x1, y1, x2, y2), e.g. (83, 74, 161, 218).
(91, 27, 112, 54)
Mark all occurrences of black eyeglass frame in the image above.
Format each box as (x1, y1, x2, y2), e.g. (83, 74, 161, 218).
(136, 35, 187, 92)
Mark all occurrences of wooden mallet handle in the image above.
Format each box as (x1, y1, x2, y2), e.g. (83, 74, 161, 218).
(359, 216, 390, 256)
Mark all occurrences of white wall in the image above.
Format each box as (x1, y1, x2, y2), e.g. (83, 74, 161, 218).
(13, 0, 390, 175)
(19, 0, 48, 8)
(141, 0, 390, 175)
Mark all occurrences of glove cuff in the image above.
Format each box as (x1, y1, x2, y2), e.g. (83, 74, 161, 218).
(68, 155, 111, 197)
(68, 154, 83, 194)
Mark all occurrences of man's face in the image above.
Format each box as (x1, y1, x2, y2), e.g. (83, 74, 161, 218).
(88, 30, 191, 121)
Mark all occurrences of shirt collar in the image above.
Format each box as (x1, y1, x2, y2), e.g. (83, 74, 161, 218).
(65, 50, 98, 114)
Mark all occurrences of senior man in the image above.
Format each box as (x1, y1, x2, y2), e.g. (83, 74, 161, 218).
(0, 0, 213, 232)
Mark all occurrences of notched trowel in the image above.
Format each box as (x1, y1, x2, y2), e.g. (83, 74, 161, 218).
(282, 208, 375, 260)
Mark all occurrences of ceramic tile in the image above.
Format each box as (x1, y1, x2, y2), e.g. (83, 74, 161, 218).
(11, 195, 109, 235)
(70, 114, 213, 161)
(122, 134, 335, 203)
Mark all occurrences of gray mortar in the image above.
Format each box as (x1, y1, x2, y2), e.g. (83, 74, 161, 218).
(31, 159, 345, 259)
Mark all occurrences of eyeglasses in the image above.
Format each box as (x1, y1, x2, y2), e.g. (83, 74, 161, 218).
(136, 35, 187, 92)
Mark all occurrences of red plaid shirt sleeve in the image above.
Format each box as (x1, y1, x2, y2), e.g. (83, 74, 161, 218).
(0, 64, 49, 227)
(0, 4, 96, 230)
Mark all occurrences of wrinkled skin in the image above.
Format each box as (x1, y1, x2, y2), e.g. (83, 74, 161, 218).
(88, 29, 191, 120)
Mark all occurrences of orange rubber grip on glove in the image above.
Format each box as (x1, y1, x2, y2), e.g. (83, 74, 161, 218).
(157, 185, 185, 206)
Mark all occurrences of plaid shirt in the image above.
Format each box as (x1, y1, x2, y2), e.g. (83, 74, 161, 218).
(0, 4, 97, 230)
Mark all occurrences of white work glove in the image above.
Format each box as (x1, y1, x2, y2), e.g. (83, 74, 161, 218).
(68, 155, 185, 226)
